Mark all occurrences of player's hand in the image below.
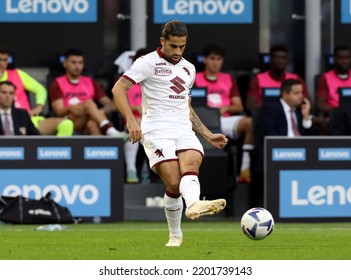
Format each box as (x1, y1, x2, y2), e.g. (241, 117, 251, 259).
(301, 98, 311, 118)
(208, 133, 228, 150)
(219, 106, 229, 116)
(30, 105, 43, 116)
(68, 104, 85, 116)
(127, 119, 142, 144)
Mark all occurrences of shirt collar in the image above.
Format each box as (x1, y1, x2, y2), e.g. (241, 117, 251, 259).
(280, 98, 293, 113)
(0, 108, 12, 115)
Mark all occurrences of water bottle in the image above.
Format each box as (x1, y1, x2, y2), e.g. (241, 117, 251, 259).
(36, 224, 67, 231)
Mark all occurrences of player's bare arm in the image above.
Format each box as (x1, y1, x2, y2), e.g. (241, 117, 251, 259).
(189, 104, 228, 149)
(51, 98, 70, 117)
(112, 77, 142, 143)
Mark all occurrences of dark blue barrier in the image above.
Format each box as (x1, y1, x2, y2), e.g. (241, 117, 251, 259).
(0, 136, 124, 222)
(265, 136, 351, 222)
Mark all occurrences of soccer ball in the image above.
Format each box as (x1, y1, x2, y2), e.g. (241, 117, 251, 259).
(241, 207, 274, 240)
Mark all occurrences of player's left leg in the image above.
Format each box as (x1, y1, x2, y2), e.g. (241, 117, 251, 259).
(163, 191, 183, 247)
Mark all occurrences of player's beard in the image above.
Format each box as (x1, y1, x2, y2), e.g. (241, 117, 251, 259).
(169, 55, 181, 64)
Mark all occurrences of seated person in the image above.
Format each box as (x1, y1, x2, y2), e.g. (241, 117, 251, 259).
(316, 45, 351, 117)
(0, 81, 39, 135)
(246, 44, 310, 112)
(251, 78, 312, 207)
(261, 78, 312, 137)
(195, 44, 253, 183)
(49, 48, 128, 139)
(0, 45, 73, 136)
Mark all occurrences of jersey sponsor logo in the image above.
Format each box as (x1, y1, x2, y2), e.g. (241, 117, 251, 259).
(156, 62, 167, 66)
(169, 95, 186, 100)
(170, 76, 186, 94)
(63, 92, 87, 99)
(154, 67, 172, 76)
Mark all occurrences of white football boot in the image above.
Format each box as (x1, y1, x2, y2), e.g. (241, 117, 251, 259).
(165, 235, 183, 247)
(185, 199, 227, 220)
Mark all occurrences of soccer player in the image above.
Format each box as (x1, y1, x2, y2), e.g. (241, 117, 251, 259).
(112, 20, 227, 247)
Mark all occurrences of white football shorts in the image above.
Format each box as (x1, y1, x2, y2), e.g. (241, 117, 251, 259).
(220, 115, 244, 139)
(141, 127, 204, 169)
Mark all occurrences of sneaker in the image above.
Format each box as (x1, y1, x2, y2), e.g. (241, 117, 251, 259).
(239, 169, 251, 184)
(165, 235, 183, 247)
(127, 170, 139, 184)
(185, 199, 226, 220)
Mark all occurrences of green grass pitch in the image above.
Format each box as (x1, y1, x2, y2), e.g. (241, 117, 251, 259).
(0, 221, 350, 260)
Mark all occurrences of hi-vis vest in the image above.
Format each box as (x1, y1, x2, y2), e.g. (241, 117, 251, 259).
(256, 71, 298, 105)
(56, 75, 95, 108)
(323, 70, 351, 108)
(195, 72, 233, 117)
(6, 69, 31, 111)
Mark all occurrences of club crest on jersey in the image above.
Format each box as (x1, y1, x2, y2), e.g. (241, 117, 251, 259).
(154, 67, 172, 76)
(154, 149, 165, 158)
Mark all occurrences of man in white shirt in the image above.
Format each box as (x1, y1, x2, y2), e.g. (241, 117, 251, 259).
(112, 20, 227, 247)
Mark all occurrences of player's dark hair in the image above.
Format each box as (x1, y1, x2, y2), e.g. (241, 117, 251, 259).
(0, 44, 9, 55)
(333, 45, 351, 56)
(65, 48, 84, 59)
(0, 80, 17, 90)
(280, 78, 302, 96)
(161, 20, 188, 40)
(202, 44, 225, 57)
(270, 44, 288, 56)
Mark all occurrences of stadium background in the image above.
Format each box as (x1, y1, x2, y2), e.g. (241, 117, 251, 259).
(1, 0, 351, 222)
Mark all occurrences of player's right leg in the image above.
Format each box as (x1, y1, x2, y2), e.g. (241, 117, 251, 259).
(184, 198, 227, 220)
(177, 150, 227, 220)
